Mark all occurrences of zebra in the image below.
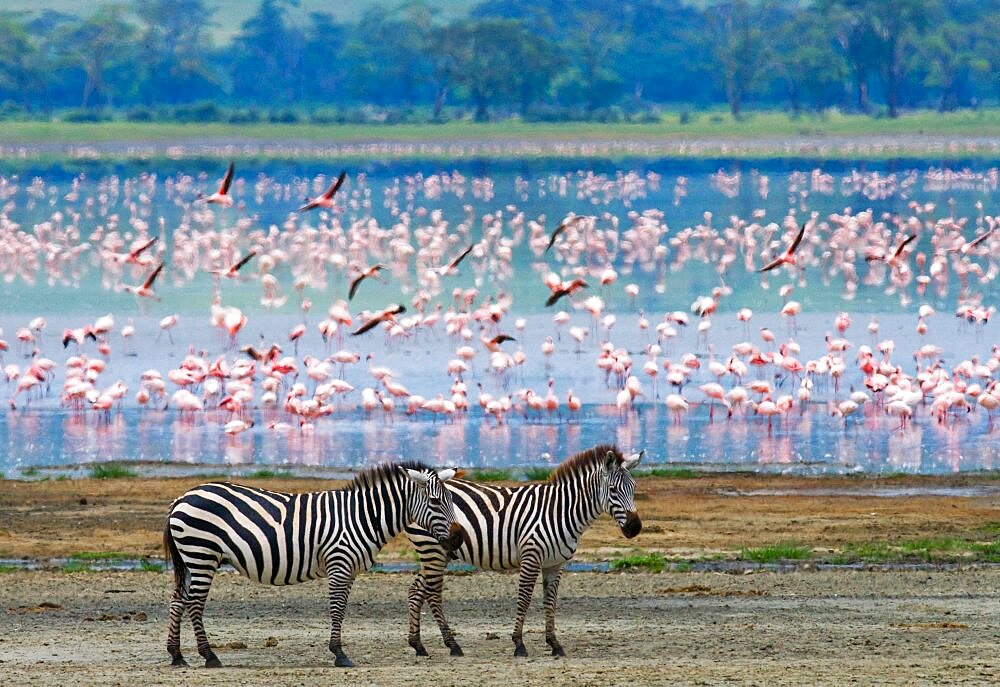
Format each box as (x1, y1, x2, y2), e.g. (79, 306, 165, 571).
(164, 462, 465, 668)
(405, 444, 643, 658)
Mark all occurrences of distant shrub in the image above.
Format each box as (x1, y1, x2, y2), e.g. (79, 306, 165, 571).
(678, 108, 695, 125)
(708, 113, 725, 123)
(61, 108, 110, 123)
(632, 108, 663, 124)
(88, 462, 137, 479)
(268, 108, 300, 124)
(228, 108, 261, 124)
(309, 108, 342, 124)
(523, 104, 571, 122)
(0, 100, 28, 121)
(125, 107, 154, 122)
(172, 101, 222, 123)
(590, 106, 625, 123)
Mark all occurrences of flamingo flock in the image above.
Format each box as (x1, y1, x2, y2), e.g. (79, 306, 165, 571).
(0, 162, 998, 472)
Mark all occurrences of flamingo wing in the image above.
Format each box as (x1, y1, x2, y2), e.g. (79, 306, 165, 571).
(219, 162, 235, 194)
(143, 262, 165, 289)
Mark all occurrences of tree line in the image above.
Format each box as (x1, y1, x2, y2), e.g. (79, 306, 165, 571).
(0, 0, 996, 124)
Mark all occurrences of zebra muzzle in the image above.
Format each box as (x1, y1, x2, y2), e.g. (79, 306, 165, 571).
(621, 512, 642, 539)
(440, 522, 466, 552)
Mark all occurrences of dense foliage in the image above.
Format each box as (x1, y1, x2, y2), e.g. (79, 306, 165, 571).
(0, 0, 996, 122)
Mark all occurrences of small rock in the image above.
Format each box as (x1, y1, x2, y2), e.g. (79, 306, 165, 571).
(485, 632, 500, 640)
(225, 641, 248, 650)
(38, 602, 62, 609)
(79, 498, 88, 506)
(264, 636, 278, 648)
(133, 612, 147, 622)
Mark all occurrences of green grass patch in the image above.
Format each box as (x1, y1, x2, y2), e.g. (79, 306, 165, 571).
(741, 543, 812, 563)
(637, 467, 702, 479)
(671, 560, 694, 573)
(139, 559, 165, 572)
(247, 469, 293, 479)
(88, 463, 137, 480)
(5, 110, 1000, 161)
(977, 522, 1000, 534)
(610, 551, 667, 573)
(474, 469, 513, 482)
(20, 466, 41, 477)
(60, 561, 92, 573)
(0, 564, 18, 573)
(828, 542, 895, 564)
(68, 551, 130, 561)
(522, 467, 552, 481)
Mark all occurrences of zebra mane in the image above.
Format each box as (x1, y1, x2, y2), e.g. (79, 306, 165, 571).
(548, 444, 622, 482)
(347, 460, 433, 490)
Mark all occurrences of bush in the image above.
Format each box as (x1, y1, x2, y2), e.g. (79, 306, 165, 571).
(589, 106, 625, 123)
(0, 100, 28, 121)
(172, 101, 222, 123)
(125, 106, 154, 122)
(678, 108, 695, 125)
(268, 108, 300, 124)
(61, 108, 110, 123)
(228, 108, 261, 124)
(309, 108, 342, 124)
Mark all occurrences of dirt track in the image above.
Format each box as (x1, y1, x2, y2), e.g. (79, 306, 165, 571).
(3, 568, 1000, 685)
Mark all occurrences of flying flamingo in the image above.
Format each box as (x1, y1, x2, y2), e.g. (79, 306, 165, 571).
(196, 162, 235, 207)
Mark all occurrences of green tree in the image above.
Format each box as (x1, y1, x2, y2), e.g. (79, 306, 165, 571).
(706, 0, 769, 118)
(770, 8, 848, 113)
(60, 4, 138, 108)
(230, 0, 304, 104)
(132, 0, 219, 105)
(0, 13, 39, 109)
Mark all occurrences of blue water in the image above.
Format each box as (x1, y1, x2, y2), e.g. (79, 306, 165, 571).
(0, 158, 998, 476)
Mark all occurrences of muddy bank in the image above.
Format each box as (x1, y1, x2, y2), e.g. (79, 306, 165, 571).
(2, 474, 1000, 561)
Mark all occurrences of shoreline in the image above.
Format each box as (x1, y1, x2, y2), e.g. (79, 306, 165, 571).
(3, 473, 999, 564)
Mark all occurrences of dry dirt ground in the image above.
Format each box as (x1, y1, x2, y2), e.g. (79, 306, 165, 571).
(3, 474, 1000, 684)
(2, 473, 1000, 560)
(3, 569, 1000, 685)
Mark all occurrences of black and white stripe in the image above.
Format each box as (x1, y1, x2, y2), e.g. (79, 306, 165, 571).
(405, 444, 642, 658)
(164, 462, 463, 668)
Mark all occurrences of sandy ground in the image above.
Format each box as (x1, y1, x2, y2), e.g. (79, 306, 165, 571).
(3, 568, 1000, 685)
(4, 475, 1000, 684)
(2, 474, 1000, 560)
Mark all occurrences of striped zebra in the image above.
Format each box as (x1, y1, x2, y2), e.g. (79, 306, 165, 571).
(405, 444, 643, 658)
(164, 462, 464, 668)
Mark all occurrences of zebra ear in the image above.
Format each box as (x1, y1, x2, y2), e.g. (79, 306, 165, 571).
(604, 450, 619, 471)
(402, 467, 431, 484)
(623, 450, 644, 471)
(437, 468, 457, 482)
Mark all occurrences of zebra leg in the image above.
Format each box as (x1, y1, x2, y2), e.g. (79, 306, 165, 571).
(511, 552, 541, 657)
(166, 587, 188, 667)
(542, 565, 566, 657)
(407, 573, 431, 657)
(186, 570, 222, 668)
(326, 566, 357, 667)
(426, 569, 463, 656)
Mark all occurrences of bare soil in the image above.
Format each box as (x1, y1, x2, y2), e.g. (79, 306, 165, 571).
(3, 568, 1000, 685)
(2, 474, 999, 560)
(3, 475, 1000, 684)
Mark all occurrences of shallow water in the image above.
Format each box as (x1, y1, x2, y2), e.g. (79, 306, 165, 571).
(0, 158, 997, 477)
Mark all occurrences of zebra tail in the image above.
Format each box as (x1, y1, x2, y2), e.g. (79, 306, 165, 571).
(163, 519, 186, 590)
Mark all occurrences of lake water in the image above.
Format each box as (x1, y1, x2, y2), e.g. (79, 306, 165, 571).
(1, 157, 998, 476)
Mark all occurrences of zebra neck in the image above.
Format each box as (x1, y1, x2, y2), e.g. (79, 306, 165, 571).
(550, 470, 605, 536)
(339, 480, 408, 549)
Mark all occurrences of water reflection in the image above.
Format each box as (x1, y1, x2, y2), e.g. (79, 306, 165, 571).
(6, 403, 1000, 477)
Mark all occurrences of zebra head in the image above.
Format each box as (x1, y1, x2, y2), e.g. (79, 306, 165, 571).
(402, 467, 465, 552)
(603, 448, 643, 539)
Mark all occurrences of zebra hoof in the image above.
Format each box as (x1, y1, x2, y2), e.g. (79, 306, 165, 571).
(335, 656, 355, 668)
(449, 644, 464, 657)
(513, 644, 528, 658)
(551, 645, 566, 658)
(170, 656, 188, 668)
(204, 656, 223, 669)
(414, 646, 430, 657)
